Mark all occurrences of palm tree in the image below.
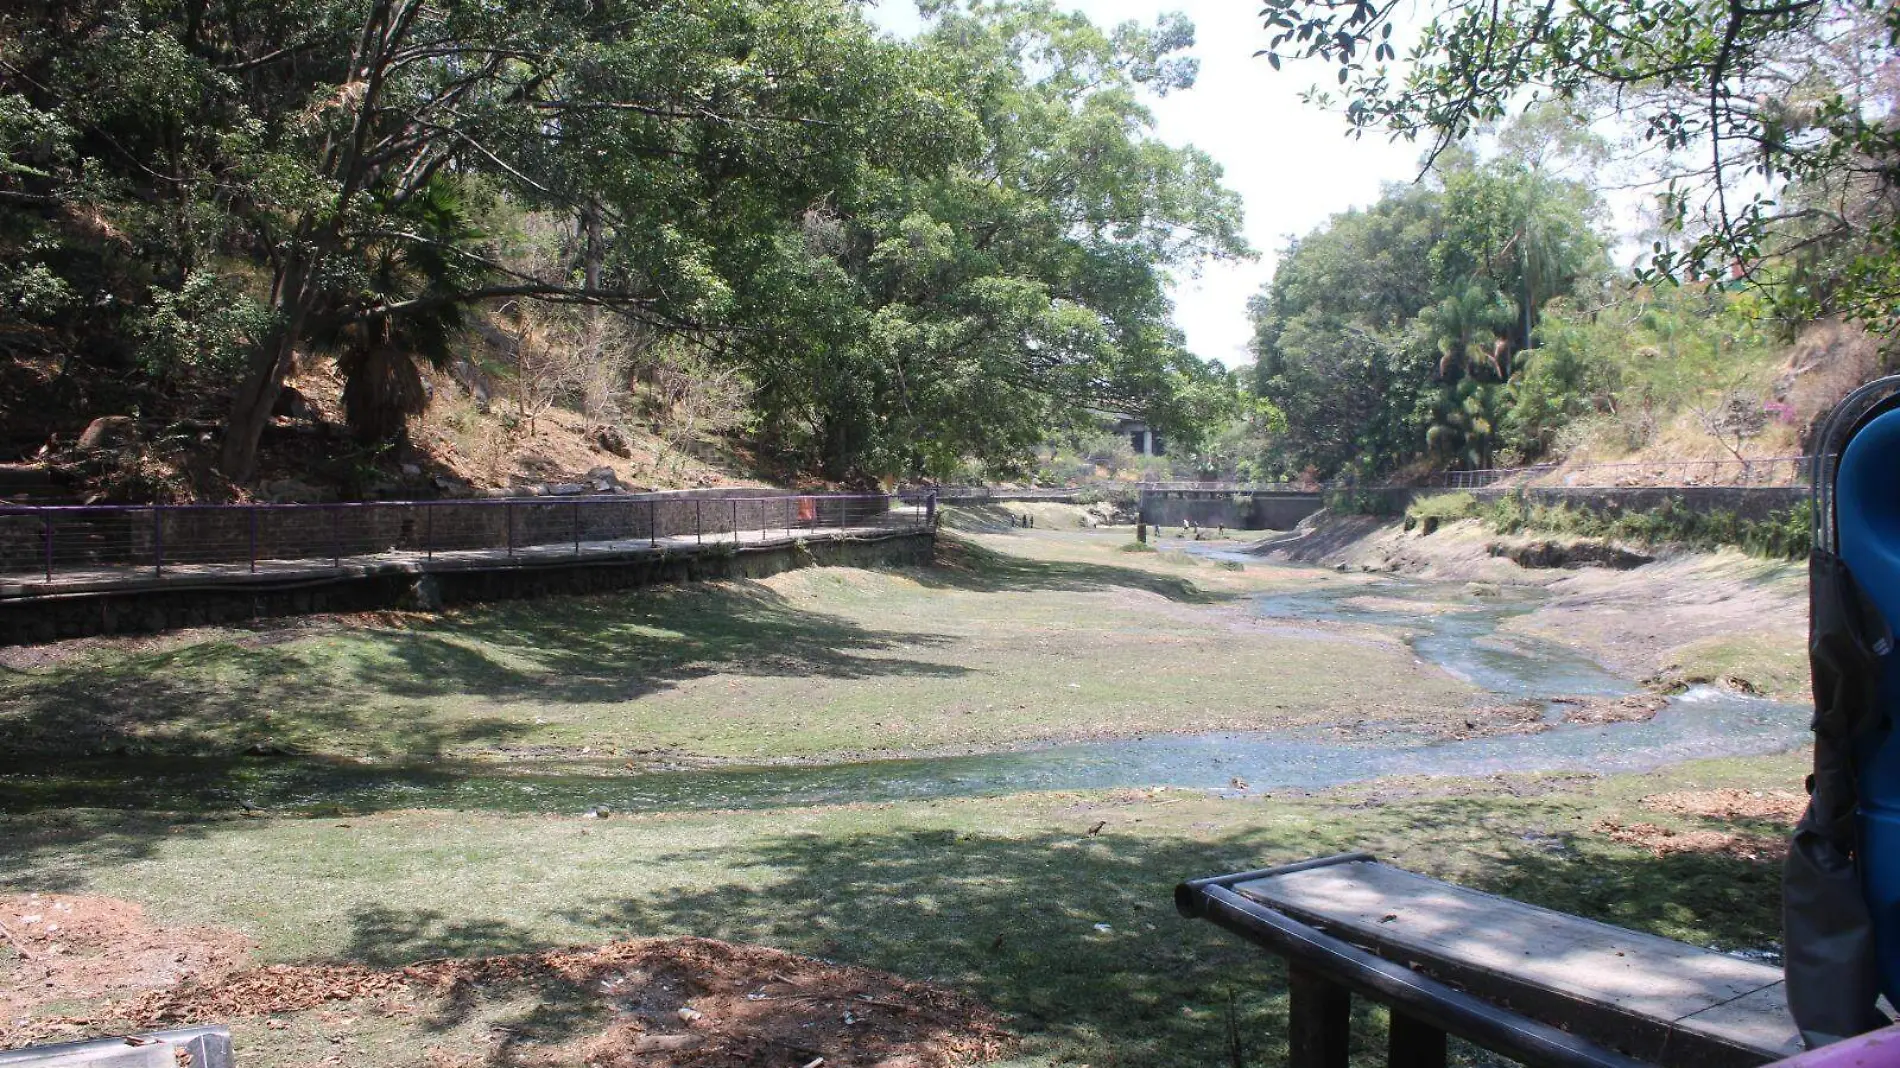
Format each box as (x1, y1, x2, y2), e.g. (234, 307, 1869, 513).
(314, 181, 486, 446)
(1423, 283, 1513, 381)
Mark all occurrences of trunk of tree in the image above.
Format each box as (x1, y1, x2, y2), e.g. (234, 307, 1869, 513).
(219, 259, 313, 481)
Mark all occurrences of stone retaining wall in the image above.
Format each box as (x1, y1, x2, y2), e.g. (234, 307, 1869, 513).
(0, 531, 934, 646)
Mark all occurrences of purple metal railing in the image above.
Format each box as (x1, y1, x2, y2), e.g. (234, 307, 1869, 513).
(0, 493, 929, 587)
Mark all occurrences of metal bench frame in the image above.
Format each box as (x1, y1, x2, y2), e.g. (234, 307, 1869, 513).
(1179, 853, 1683, 1068)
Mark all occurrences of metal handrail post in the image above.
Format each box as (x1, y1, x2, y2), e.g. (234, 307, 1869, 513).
(731, 498, 738, 544)
(153, 505, 164, 576)
(649, 499, 658, 547)
(425, 503, 434, 560)
(696, 499, 702, 544)
(573, 499, 581, 556)
(42, 512, 52, 581)
(331, 507, 340, 568)
(506, 500, 515, 557)
(248, 506, 258, 573)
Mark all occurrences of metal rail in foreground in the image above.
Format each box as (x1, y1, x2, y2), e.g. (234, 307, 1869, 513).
(0, 1027, 233, 1068)
(1175, 853, 1646, 1068)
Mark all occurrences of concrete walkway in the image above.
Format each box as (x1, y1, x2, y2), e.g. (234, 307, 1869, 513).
(0, 523, 921, 601)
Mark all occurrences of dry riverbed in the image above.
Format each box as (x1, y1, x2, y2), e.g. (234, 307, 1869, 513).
(0, 509, 1815, 1067)
(2, 752, 1807, 1067)
(1, 523, 1512, 769)
(1253, 515, 1809, 701)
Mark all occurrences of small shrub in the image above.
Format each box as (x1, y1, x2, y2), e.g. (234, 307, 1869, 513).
(1405, 492, 1480, 523)
(1468, 493, 1810, 559)
(1324, 486, 1408, 516)
(1118, 540, 1157, 553)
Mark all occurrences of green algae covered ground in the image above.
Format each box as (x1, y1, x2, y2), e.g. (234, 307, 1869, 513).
(0, 517, 1811, 1067)
(0, 526, 1478, 766)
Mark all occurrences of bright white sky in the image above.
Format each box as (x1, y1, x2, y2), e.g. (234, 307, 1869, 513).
(870, 0, 1429, 368)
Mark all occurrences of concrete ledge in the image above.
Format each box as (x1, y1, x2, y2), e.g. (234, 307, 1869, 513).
(0, 529, 935, 646)
(1472, 484, 1807, 520)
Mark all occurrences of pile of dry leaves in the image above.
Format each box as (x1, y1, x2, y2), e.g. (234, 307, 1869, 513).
(3, 895, 1010, 1067)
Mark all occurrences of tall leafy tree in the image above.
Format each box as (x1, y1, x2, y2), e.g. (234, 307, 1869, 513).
(733, 0, 1251, 480)
(2, 0, 1243, 488)
(1254, 0, 1900, 337)
(1248, 155, 1605, 476)
(1249, 183, 1444, 477)
(2, 0, 928, 478)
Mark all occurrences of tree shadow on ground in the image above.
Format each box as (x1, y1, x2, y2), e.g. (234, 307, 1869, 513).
(904, 535, 1225, 604)
(0, 811, 219, 893)
(538, 796, 1780, 1066)
(0, 787, 1786, 1065)
(0, 581, 966, 764)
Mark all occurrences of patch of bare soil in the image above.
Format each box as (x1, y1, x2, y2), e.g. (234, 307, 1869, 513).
(144, 938, 1006, 1068)
(1591, 819, 1786, 861)
(9, 913, 1011, 1068)
(1555, 694, 1668, 725)
(1640, 789, 1807, 823)
(1, 894, 249, 1045)
(1436, 702, 1549, 740)
(1336, 595, 1481, 616)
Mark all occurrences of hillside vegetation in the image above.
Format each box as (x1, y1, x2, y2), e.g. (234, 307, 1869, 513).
(1225, 120, 1891, 488)
(0, 0, 1245, 501)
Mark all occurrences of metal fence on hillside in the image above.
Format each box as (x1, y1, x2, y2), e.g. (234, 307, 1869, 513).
(0, 493, 926, 587)
(1434, 455, 1815, 489)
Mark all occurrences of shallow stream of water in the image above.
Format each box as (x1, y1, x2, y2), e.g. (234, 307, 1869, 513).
(0, 560, 1810, 816)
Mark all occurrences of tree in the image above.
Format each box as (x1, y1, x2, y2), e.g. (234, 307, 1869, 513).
(1254, 0, 1900, 337)
(732, 0, 1251, 481)
(1247, 154, 1605, 476)
(2, 0, 1243, 489)
(1249, 184, 1444, 477)
(2, 0, 922, 478)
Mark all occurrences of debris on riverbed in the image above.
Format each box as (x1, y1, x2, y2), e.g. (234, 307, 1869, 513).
(1, 893, 249, 1046)
(1639, 788, 1807, 823)
(1591, 819, 1788, 861)
(3, 896, 1012, 1067)
(1442, 701, 1547, 739)
(1555, 694, 1669, 725)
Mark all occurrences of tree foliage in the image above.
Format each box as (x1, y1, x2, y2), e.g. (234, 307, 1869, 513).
(1255, 0, 1900, 339)
(0, 0, 1245, 486)
(1249, 154, 1606, 477)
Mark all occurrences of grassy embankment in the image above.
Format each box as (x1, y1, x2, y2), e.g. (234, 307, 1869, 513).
(0, 524, 1476, 768)
(0, 518, 1809, 1067)
(1405, 491, 1812, 560)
